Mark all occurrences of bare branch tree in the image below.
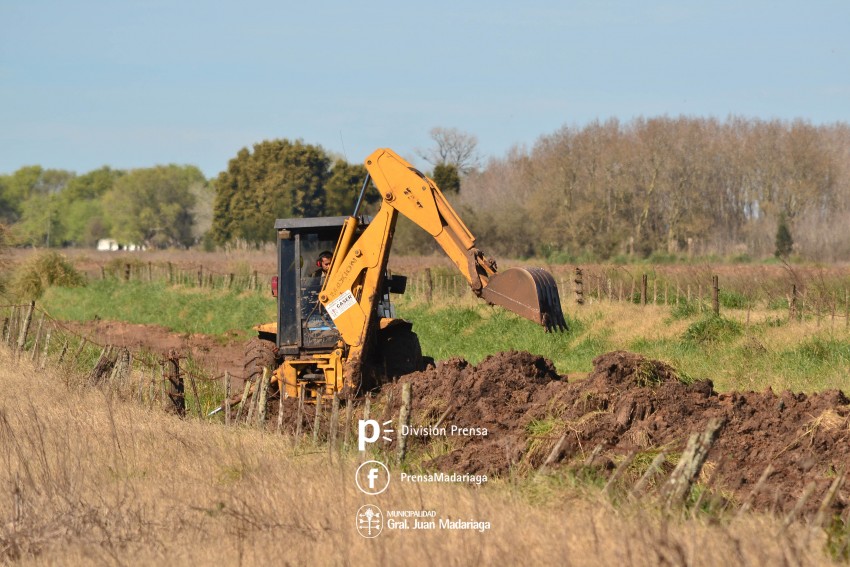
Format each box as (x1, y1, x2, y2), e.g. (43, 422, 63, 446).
(418, 127, 481, 174)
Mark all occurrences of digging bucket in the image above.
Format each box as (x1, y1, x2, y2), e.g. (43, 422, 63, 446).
(480, 267, 568, 332)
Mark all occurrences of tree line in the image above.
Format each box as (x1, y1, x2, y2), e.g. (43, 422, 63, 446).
(1, 119, 848, 261)
(454, 117, 850, 262)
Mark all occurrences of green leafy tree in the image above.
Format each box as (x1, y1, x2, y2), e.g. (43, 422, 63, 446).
(58, 166, 123, 246)
(211, 140, 331, 245)
(16, 193, 63, 246)
(775, 212, 794, 258)
(324, 160, 373, 216)
(103, 165, 204, 248)
(2, 166, 74, 228)
(431, 163, 461, 194)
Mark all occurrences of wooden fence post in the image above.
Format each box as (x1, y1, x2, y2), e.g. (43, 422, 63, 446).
(662, 418, 724, 508)
(712, 275, 720, 316)
(295, 387, 305, 444)
(30, 312, 45, 362)
(234, 377, 252, 424)
(398, 383, 412, 464)
(56, 339, 69, 365)
(425, 268, 433, 303)
(312, 391, 323, 444)
(344, 401, 353, 449)
(329, 393, 340, 454)
(38, 329, 51, 370)
(255, 367, 270, 426)
(275, 383, 286, 433)
(790, 284, 798, 321)
(124, 263, 131, 281)
(574, 267, 585, 305)
(224, 371, 232, 426)
(164, 351, 185, 416)
(16, 301, 35, 354)
(641, 274, 648, 306)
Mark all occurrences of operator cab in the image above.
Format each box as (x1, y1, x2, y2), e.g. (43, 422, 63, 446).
(273, 216, 404, 357)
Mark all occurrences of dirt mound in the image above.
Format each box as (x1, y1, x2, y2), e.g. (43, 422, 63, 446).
(382, 350, 850, 517)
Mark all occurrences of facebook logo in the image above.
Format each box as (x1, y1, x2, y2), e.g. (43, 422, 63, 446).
(355, 460, 390, 496)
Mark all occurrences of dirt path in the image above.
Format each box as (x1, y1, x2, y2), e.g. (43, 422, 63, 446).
(63, 319, 246, 381)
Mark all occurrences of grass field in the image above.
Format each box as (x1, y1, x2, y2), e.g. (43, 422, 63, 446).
(38, 273, 850, 394)
(0, 348, 837, 566)
(4, 253, 850, 564)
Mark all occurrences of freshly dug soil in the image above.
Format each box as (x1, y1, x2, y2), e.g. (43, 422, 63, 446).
(379, 350, 849, 518)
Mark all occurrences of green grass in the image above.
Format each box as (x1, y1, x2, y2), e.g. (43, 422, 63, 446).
(41, 279, 276, 336)
(396, 298, 601, 372)
(36, 279, 850, 395)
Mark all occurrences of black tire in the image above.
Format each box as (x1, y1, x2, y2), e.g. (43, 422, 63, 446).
(243, 337, 277, 385)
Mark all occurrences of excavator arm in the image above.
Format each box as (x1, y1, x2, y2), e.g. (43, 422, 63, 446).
(319, 148, 566, 395)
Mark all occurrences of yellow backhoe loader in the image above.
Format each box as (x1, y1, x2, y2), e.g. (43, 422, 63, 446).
(235, 148, 566, 404)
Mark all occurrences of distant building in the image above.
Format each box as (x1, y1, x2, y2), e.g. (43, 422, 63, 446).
(96, 239, 146, 251)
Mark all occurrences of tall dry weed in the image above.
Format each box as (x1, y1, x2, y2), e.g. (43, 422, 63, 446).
(0, 347, 837, 566)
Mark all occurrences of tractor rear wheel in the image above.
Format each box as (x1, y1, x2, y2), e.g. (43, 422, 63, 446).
(243, 337, 278, 395)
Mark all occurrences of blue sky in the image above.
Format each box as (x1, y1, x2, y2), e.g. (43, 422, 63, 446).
(1, 0, 848, 178)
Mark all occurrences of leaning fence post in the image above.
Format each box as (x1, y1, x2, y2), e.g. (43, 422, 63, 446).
(56, 339, 69, 365)
(234, 378, 252, 424)
(397, 383, 412, 464)
(16, 301, 35, 355)
(662, 418, 724, 508)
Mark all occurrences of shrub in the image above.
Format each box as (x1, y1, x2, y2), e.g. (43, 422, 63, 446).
(682, 315, 743, 345)
(11, 250, 86, 299)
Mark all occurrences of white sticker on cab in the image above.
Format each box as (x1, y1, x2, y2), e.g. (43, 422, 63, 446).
(326, 290, 357, 320)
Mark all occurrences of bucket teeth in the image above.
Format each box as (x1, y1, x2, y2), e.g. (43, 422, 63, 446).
(480, 267, 568, 332)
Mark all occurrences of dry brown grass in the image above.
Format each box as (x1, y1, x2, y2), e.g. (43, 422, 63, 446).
(0, 347, 841, 566)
